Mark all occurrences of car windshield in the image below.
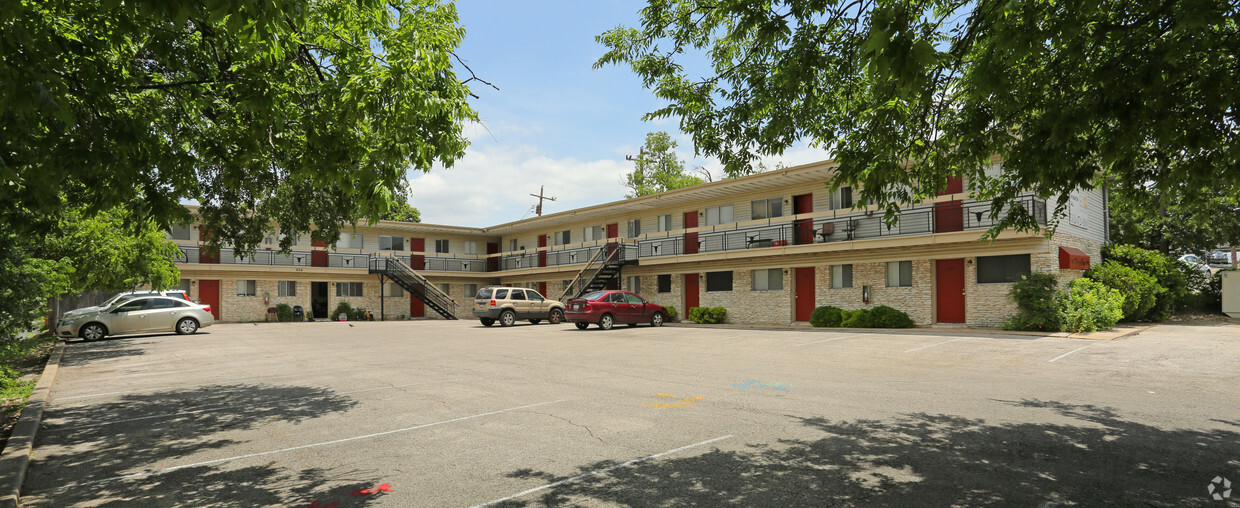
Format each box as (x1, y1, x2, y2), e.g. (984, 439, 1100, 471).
(583, 292, 608, 301)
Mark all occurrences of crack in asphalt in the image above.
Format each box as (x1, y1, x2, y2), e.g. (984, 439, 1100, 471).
(535, 411, 605, 444)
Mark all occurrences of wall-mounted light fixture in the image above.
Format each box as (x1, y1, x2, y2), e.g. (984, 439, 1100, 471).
(966, 259, 974, 265)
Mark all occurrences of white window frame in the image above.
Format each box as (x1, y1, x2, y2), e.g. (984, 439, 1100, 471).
(583, 226, 602, 242)
(886, 261, 913, 287)
(236, 280, 257, 297)
(751, 198, 783, 220)
(464, 284, 478, 298)
(705, 205, 734, 226)
(626, 276, 641, 292)
(168, 224, 191, 241)
(627, 219, 641, 238)
(379, 235, 404, 251)
(751, 268, 783, 291)
(383, 282, 403, 297)
(831, 265, 853, 289)
(278, 281, 297, 297)
(464, 241, 478, 255)
(336, 282, 364, 297)
(657, 214, 673, 232)
(435, 239, 449, 253)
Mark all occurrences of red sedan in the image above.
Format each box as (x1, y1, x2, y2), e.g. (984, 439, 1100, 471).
(564, 290, 667, 330)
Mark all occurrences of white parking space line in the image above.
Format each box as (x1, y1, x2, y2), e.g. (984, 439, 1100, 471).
(35, 399, 568, 494)
(44, 379, 460, 432)
(795, 334, 867, 347)
(1048, 342, 1102, 363)
(471, 435, 734, 508)
(53, 359, 420, 401)
(903, 338, 965, 353)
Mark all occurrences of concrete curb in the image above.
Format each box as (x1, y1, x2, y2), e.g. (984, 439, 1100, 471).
(0, 341, 65, 508)
(666, 322, 1154, 341)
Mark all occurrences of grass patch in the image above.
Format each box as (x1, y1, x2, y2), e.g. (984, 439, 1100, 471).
(0, 333, 57, 452)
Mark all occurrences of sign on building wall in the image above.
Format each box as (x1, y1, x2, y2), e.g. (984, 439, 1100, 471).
(1068, 192, 1088, 228)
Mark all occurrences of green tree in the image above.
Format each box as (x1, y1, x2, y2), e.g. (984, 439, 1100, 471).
(2, 0, 480, 254)
(1110, 186, 1240, 256)
(381, 199, 422, 223)
(0, 201, 181, 341)
(624, 132, 706, 198)
(596, 1, 1240, 237)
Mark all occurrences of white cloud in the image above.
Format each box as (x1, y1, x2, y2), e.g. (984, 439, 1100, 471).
(408, 139, 833, 228)
(408, 144, 631, 227)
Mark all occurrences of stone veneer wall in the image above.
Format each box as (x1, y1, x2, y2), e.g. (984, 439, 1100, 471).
(694, 269, 792, 324)
(813, 261, 933, 325)
(636, 275, 684, 320)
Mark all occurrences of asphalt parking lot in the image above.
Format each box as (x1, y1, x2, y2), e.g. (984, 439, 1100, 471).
(22, 319, 1240, 507)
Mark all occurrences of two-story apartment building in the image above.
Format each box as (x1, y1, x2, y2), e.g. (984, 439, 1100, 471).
(170, 158, 1106, 327)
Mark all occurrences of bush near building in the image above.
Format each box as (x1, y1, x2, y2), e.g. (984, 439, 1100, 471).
(662, 305, 679, 322)
(841, 309, 875, 328)
(1060, 278, 1125, 333)
(687, 307, 727, 324)
(1085, 261, 1159, 321)
(1003, 273, 1062, 332)
(869, 306, 915, 328)
(275, 304, 294, 322)
(1103, 244, 1187, 320)
(810, 306, 844, 327)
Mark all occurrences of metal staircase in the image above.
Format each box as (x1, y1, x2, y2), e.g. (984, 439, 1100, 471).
(368, 254, 457, 319)
(556, 242, 635, 302)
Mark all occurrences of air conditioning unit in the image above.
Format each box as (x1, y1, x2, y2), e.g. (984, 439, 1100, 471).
(1223, 270, 1240, 318)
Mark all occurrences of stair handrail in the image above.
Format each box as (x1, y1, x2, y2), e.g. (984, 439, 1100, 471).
(556, 243, 623, 302)
(369, 253, 456, 316)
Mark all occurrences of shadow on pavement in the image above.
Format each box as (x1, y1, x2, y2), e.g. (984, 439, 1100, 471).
(495, 401, 1238, 507)
(26, 383, 361, 504)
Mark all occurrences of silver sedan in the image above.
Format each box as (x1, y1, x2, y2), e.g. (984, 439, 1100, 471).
(56, 296, 214, 340)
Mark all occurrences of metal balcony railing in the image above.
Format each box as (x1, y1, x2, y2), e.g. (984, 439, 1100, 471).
(174, 246, 487, 273)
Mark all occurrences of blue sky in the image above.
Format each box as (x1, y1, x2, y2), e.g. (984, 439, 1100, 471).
(407, 1, 829, 227)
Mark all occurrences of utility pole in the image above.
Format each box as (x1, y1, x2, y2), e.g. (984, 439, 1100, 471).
(529, 185, 556, 216)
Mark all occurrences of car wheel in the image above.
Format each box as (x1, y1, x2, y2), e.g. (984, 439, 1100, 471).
(598, 313, 614, 330)
(574, 322, 589, 330)
(528, 319, 542, 325)
(480, 318, 495, 327)
(80, 323, 106, 341)
(651, 312, 664, 327)
(548, 308, 564, 324)
(499, 310, 516, 327)
(176, 318, 199, 335)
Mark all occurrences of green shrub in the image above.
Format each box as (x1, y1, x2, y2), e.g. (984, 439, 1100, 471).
(688, 306, 727, 324)
(841, 309, 874, 328)
(332, 301, 354, 321)
(1193, 269, 1229, 311)
(809, 306, 844, 327)
(1085, 261, 1158, 321)
(1002, 273, 1061, 331)
(1059, 278, 1125, 333)
(870, 305, 915, 328)
(1104, 244, 1185, 320)
(662, 305, 678, 322)
(275, 303, 294, 322)
(351, 307, 370, 321)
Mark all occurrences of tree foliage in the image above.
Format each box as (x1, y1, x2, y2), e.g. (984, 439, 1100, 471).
(624, 131, 706, 198)
(0, 202, 181, 341)
(597, 1, 1240, 237)
(1110, 186, 1240, 255)
(381, 199, 422, 223)
(2, 0, 478, 254)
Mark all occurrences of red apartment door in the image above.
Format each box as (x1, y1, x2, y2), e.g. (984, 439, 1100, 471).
(487, 242, 499, 272)
(198, 227, 219, 263)
(793, 193, 814, 245)
(683, 211, 699, 254)
(409, 238, 425, 269)
(198, 280, 220, 320)
(795, 267, 815, 321)
(934, 176, 964, 233)
(606, 223, 618, 239)
(538, 282, 547, 297)
(311, 240, 328, 267)
(410, 283, 425, 318)
(936, 258, 966, 323)
(684, 273, 700, 310)
(538, 235, 548, 267)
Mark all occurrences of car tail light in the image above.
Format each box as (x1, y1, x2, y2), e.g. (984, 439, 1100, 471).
(202, 305, 212, 314)
(584, 304, 593, 311)
(489, 300, 496, 307)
